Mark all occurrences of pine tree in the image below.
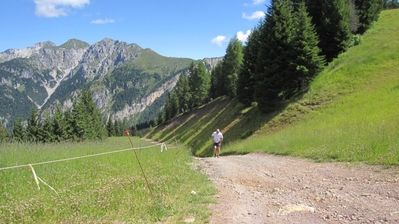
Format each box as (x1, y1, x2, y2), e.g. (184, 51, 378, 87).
(114, 119, 123, 136)
(188, 61, 210, 107)
(255, 0, 295, 112)
(157, 109, 165, 125)
(26, 107, 40, 143)
(106, 116, 115, 137)
(132, 124, 139, 136)
(52, 106, 66, 142)
(63, 109, 75, 140)
(164, 92, 172, 121)
(222, 37, 244, 98)
(121, 118, 129, 136)
(210, 62, 224, 98)
(175, 73, 190, 113)
(71, 96, 86, 140)
(306, 0, 352, 62)
(12, 117, 25, 142)
(289, 1, 325, 94)
(170, 91, 180, 118)
(71, 88, 107, 141)
(355, 0, 383, 34)
(0, 121, 8, 143)
(38, 115, 53, 143)
(237, 27, 261, 106)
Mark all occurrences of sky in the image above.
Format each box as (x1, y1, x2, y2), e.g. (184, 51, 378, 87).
(1, 0, 270, 60)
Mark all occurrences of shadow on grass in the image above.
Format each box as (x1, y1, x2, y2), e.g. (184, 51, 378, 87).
(220, 151, 250, 156)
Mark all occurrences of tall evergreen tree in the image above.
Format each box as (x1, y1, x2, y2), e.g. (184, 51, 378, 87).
(289, 1, 325, 94)
(175, 74, 190, 113)
(63, 109, 75, 140)
(0, 121, 8, 143)
(12, 117, 25, 142)
(188, 61, 210, 107)
(305, 0, 352, 62)
(114, 119, 121, 136)
(106, 116, 116, 137)
(222, 37, 244, 98)
(157, 109, 165, 125)
(237, 27, 261, 106)
(355, 0, 383, 34)
(38, 115, 53, 143)
(52, 106, 66, 142)
(255, 0, 295, 112)
(170, 91, 180, 118)
(131, 124, 139, 137)
(26, 107, 40, 143)
(71, 88, 107, 141)
(210, 62, 224, 98)
(164, 92, 172, 121)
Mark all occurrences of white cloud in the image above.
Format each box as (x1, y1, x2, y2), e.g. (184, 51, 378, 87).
(244, 0, 265, 6)
(211, 35, 227, 47)
(253, 0, 265, 5)
(237, 30, 252, 43)
(34, 0, 90, 18)
(91, 18, 115, 24)
(242, 11, 265, 20)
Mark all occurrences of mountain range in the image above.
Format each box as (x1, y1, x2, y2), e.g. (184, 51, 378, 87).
(0, 38, 222, 128)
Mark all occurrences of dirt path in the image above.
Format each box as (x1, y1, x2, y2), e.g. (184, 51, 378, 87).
(195, 153, 399, 223)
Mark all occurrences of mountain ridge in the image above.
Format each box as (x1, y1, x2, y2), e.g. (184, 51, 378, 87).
(0, 38, 223, 128)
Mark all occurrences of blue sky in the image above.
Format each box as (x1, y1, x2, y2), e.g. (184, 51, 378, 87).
(1, 0, 269, 60)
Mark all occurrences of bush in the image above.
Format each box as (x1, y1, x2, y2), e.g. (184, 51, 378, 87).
(351, 34, 363, 47)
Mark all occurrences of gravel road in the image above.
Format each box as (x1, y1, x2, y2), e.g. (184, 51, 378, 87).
(195, 153, 399, 223)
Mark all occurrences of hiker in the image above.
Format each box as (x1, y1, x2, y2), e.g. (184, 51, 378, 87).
(211, 129, 223, 157)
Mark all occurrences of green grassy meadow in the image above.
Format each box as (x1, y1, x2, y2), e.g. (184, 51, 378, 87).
(225, 9, 399, 165)
(148, 9, 399, 166)
(0, 138, 216, 223)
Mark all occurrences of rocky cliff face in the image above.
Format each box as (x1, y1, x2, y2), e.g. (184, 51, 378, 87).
(0, 38, 222, 127)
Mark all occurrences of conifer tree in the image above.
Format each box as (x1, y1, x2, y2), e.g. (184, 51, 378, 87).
(305, 0, 352, 62)
(26, 107, 40, 143)
(106, 116, 116, 137)
(222, 37, 244, 98)
(255, 0, 295, 112)
(237, 27, 261, 106)
(52, 106, 66, 142)
(71, 88, 106, 141)
(175, 74, 190, 113)
(71, 96, 85, 140)
(157, 109, 165, 125)
(38, 115, 53, 143)
(164, 92, 172, 121)
(289, 1, 325, 94)
(12, 117, 25, 142)
(121, 118, 129, 136)
(63, 109, 75, 140)
(188, 61, 210, 107)
(210, 62, 224, 98)
(0, 121, 8, 143)
(170, 91, 180, 118)
(132, 124, 139, 136)
(355, 0, 383, 34)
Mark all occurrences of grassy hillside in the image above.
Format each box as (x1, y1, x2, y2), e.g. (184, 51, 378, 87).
(0, 138, 216, 223)
(146, 9, 399, 165)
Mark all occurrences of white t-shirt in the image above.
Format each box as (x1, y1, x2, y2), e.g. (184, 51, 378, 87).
(212, 131, 223, 143)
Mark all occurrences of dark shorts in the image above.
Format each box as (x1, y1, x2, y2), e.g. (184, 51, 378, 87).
(213, 142, 220, 147)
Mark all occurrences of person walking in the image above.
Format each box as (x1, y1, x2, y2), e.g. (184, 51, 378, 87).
(211, 129, 223, 157)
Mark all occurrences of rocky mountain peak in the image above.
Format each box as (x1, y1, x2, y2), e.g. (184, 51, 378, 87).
(0, 41, 56, 63)
(59, 39, 90, 49)
(0, 38, 223, 128)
